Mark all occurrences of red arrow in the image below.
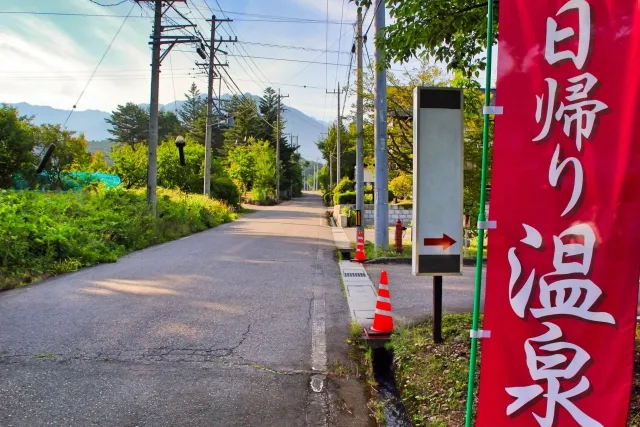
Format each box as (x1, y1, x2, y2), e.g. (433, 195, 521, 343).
(424, 234, 456, 250)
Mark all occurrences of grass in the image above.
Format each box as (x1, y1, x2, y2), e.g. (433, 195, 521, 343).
(34, 353, 55, 360)
(631, 324, 640, 425)
(0, 187, 237, 291)
(390, 314, 477, 426)
(362, 241, 412, 259)
(390, 315, 640, 427)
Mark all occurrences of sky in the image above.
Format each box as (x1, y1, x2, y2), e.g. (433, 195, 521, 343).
(0, 0, 494, 125)
(0, 0, 396, 124)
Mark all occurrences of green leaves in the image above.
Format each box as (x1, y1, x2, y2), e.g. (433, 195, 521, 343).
(105, 102, 149, 147)
(362, 0, 498, 77)
(0, 105, 37, 188)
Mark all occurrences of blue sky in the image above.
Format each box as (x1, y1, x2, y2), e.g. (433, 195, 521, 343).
(0, 0, 376, 122)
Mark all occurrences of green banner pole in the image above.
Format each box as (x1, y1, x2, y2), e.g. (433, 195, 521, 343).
(464, 0, 496, 426)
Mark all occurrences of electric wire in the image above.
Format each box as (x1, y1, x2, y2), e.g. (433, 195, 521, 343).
(88, 0, 128, 6)
(63, 2, 134, 128)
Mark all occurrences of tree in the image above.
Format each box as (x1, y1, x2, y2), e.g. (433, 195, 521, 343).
(157, 135, 204, 193)
(457, 75, 493, 232)
(250, 140, 276, 201)
(258, 87, 279, 142)
(223, 95, 261, 149)
(34, 124, 91, 189)
(88, 151, 110, 172)
(362, 58, 449, 175)
(227, 143, 255, 195)
(0, 105, 36, 188)
(357, 0, 498, 76)
(179, 82, 207, 139)
(389, 174, 412, 199)
(110, 144, 148, 188)
(105, 102, 149, 147)
(159, 109, 182, 143)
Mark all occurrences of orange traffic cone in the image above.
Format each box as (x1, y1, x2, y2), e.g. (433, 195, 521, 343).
(365, 270, 394, 338)
(353, 229, 367, 263)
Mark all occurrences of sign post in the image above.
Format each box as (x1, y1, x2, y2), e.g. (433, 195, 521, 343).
(411, 87, 464, 276)
(412, 87, 464, 344)
(470, 1, 640, 426)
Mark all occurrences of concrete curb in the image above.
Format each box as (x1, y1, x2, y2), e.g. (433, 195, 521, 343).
(364, 257, 411, 265)
(329, 223, 376, 326)
(339, 261, 376, 327)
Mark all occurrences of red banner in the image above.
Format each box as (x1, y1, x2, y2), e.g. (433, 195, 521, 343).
(476, 1, 640, 426)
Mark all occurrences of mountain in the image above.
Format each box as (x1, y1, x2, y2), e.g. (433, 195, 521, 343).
(8, 95, 328, 161)
(10, 102, 112, 141)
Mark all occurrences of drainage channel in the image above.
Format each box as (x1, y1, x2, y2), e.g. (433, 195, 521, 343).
(371, 347, 413, 427)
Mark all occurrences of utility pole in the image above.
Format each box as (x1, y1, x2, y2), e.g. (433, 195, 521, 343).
(276, 89, 289, 201)
(326, 84, 341, 185)
(141, 0, 199, 214)
(203, 15, 233, 197)
(355, 7, 364, 237)
(373, 0, 389, 250)
(147, 0, 162, 214)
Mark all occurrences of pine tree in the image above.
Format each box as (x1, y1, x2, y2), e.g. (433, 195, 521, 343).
(105, 102, 149, 147)
(179, 82, 206, 143)
(258, 87, 279, 143)
(222, 95, 261, 151)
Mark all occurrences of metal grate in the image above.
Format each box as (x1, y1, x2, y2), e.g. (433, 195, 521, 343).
(344, 272, 366, 278)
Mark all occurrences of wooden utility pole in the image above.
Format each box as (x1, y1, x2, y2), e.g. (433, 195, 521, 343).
(276, 89, 289, 201)
(326, 84, 342, 185)
(139, 0, 197, 214)
(203, 15, 234, 197)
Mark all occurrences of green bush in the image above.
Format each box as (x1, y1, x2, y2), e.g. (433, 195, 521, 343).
(335, 191, 356, 205)
(0, 188, 236, 291)
(211, 176, 240, 207)
(334, 177, 355, 194)
(323, 191, 333, 206)
(389, 174, 413, 200)
(348, 187, 394, 204)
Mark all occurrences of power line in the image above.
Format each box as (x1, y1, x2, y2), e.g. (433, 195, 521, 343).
(238, 41, 350, 55)
(63, 2, 134, 127)
(326, 0, 329, 90)
(364, 0, 381, 37)
(188, 4, 352, 24)
(210, 0, 276, 88)
(0, 10, 350, 24)
(288, 24, 354, 83)
(88, 0, 128, 6)
(333, 0, 346, 90)
(195, 0, 273, 93)
(221, 53, 352, 67)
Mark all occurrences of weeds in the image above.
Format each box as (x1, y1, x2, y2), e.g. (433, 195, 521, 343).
(33, 353, 55, 360)
(390, 314, 477, 426)
(0, 188, 236, 290)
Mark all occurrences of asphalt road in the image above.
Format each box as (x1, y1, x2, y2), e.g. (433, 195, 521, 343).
(0, 193, 371, 427)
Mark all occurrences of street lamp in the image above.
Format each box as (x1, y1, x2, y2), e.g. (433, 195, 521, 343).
(175, 135, 186, 166)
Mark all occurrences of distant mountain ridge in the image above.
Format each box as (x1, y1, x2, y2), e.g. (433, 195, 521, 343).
(8, 96, 327, 161)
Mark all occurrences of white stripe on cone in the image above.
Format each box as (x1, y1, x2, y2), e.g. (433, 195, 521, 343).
(374, 308, 393, 317)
